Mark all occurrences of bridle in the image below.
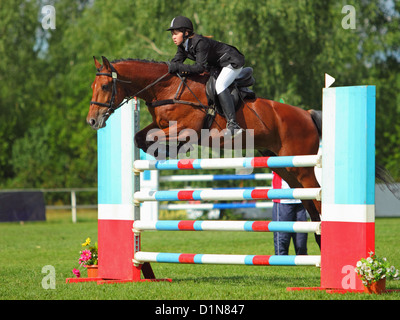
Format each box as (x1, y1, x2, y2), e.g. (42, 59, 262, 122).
(90, 63, 171, 117)
(90, 63, 133, 117)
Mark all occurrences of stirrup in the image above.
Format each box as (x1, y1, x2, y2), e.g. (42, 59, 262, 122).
(225, 120, 243, 138)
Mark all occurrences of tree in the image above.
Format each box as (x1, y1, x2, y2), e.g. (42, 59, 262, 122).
(1, 0, 399, 189)
(0, 1, 43, 182)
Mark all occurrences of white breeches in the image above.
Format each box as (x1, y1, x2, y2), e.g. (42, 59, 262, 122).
(215, 64, 243, 95)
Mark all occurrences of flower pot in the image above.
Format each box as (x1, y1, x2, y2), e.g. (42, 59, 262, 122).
(363, 278, 386, 294)
(86, 265, 98, 278)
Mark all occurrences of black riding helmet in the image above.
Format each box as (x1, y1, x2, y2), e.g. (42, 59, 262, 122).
(167, 16, 194, 32)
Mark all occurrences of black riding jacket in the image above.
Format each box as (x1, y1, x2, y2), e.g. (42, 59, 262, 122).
(171, 34, 245, 74)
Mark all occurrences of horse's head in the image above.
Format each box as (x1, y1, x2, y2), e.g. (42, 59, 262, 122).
(87, 56, 129, 130)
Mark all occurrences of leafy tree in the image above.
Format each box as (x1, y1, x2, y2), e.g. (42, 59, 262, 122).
(0, 1, 43, 182)
(1, 0, 399, 190)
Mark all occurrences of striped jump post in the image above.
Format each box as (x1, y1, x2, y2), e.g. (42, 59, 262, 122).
(67, 99, 168, 284)
(317, 84, 376, 292)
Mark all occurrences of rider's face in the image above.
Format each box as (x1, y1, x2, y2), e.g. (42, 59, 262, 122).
(171, 30, 185, 46)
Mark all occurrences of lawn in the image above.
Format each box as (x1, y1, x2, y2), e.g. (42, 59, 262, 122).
(1, 210, 399, 304)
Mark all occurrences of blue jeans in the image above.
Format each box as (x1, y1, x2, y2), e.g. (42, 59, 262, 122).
(272, 202, 308, 255)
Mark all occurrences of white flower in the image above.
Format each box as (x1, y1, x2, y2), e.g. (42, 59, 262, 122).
(367, 273, 374, 280)
(362, 262, 367, 269)
(356, 253, 399, 284)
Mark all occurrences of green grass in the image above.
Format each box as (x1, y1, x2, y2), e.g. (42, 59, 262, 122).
(1, 210, 400, 300)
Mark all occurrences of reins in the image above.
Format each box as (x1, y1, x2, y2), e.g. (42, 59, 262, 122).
(91, 62, 214, 124)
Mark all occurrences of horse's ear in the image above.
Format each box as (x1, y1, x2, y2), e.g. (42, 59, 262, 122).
(93, 56, 102, 70)
(101, 56, 112, 71)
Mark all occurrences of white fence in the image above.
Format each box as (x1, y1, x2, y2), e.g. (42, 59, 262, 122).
(1, 184, 398, 223)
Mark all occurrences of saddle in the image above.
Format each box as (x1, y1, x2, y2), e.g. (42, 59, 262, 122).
(206, 67, 256, 115)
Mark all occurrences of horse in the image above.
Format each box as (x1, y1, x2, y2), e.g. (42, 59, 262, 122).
(87, 56, 323, 247)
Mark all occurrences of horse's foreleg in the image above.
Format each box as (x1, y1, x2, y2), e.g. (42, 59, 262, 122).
(145, 123, 199, 159)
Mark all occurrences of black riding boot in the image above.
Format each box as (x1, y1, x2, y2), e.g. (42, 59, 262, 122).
(218, 89, 243, 137)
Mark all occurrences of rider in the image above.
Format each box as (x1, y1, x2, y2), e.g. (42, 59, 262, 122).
(167, 16, 244, 137)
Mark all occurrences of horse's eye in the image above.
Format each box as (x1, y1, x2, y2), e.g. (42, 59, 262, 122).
(102, 84, 109, 91)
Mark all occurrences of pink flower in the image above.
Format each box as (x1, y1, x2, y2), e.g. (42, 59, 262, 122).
(72, 268, 81, 278)
(79, 250, 92, 263)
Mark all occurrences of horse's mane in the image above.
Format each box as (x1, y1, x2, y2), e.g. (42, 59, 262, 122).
(110, 57, 210, 84)
(111, 58, 167, 65)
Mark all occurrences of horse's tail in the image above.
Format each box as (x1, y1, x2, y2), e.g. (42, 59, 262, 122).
(376, 164, 400, 200)
(308, 109, 399, 200)
(309, 109, 322, 138)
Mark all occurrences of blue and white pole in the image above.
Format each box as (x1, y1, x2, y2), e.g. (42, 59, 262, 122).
(97, 99, 139, 281)
(321, 80, 376, 292)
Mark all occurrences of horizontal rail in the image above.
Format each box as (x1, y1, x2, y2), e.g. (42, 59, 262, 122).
(133, 220, 321, 233)
(133, 252, 321, 266)
(159, 202, 273, 210)
(46, 204, 97, 210)
(167, 186, 271, 191)
(159, 173, 273, 182)
(134, 155, 321, 171)
(134, 188, 322, 202)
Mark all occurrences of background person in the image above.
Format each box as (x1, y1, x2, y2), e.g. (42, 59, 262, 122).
(272, 172, 309, 255)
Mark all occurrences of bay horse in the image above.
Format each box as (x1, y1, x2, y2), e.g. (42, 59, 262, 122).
(87, 56, 322, 247)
